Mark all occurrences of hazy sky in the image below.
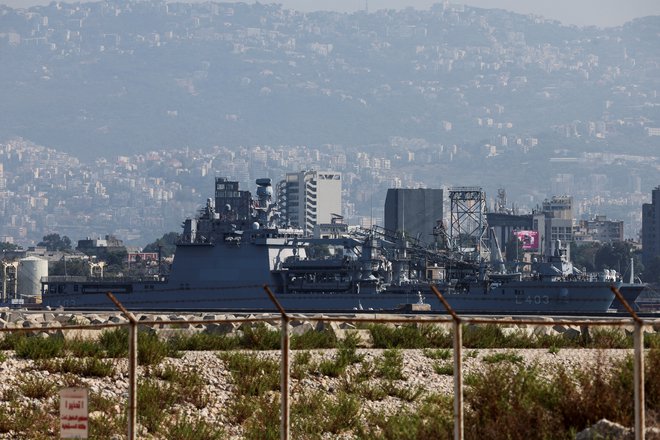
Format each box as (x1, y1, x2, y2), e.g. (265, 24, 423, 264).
(2, 0, 659, 27)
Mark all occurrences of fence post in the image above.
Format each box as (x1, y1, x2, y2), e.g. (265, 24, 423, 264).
(430, 285, 463, 440)
(280, 314, 290, 440)
(611, 286, 644, 440)
(634, 320, 645, 440)
(264, 285, 290, 440)
(106, 293, 138, 440)
(452, 318, 464, 440)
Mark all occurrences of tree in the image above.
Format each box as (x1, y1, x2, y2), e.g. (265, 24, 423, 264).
(103, 249, 128, 271)
(571, 241, 642, 279)
(49, 258, 87, 276)
(38, 234, 72, 251)
(571, 242, 600, 272)
(79, 248, 128, 274)
(143, 232, 180, 258)
(0, 242, 18, 253)
(594, 242, 639, 277)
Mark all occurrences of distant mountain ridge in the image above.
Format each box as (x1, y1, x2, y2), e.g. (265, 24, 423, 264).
(0, 1, 658, 159)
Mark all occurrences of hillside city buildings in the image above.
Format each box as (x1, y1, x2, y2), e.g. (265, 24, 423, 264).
(0, 137, 655, 263)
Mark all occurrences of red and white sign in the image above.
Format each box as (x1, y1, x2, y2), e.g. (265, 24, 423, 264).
(60, 387, 88, 439)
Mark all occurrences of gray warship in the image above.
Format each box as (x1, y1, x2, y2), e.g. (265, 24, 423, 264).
(40, 177, 622, 313)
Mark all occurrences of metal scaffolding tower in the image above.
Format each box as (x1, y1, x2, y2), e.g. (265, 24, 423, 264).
(449, 187, 489, 260)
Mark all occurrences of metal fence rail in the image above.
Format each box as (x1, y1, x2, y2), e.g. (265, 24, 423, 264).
(0, 285, 654, 440)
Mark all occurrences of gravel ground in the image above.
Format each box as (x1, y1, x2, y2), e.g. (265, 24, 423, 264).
(0, 347, 639, 439)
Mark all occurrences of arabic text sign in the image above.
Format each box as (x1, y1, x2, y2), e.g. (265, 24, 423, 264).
(60, 387, 88, 439)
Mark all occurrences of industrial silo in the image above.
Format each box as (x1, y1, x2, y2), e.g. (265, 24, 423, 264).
(17, 256, 48, 303)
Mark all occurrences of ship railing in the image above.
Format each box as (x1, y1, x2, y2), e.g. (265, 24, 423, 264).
(40, 275, 89, 283)
(40, 275, 163, 283)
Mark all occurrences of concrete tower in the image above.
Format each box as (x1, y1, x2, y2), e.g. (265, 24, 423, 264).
(384, 188, 444, 246)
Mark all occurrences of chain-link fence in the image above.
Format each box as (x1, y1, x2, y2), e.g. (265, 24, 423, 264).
(0, 285, 655, 440)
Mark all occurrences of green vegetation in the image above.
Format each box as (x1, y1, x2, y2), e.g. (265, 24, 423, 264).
(292, 390, 361, 437)
(381, 381, 425, 402)
(151, 364, 209, 408)
(373, 349, 405, 381)
(137, 378, 178, 433)
(0, 404, 53, 438)
(87, 393, 124, 440)
(0, 241, 18, 252)
(434, 362, 454, 376)
(242, 395, 280, 440)
(98, 328, 178, 363)
(165, 417, 226, 440)
(367, 323, 646, 350)
(292, 350, 313, 380)
(14, 335, 65, 360)
(220, 352, 280, 396)
(143, 232, 180, 258)
(37, 233, 71, 251)
(357, 393, 454, 439)
(37, 357, 115, 377)
(98, 328, 129, 357)
(570, 241, 642, 276)
(0, 322, 647, 363)
(317, 333, 364, 377)
(343, 378, 388, 402)
(136, 364, 212, 435)
(49, 257, 87, 276)
(482, 351, 524, 364)
(462, 349, 660, 438)
(167, 332, 239, 351)
(239, 323, 281, 350)
(369, 323, 451, 349)
(0, 320, 658, 439)
(137, 331, 179, 365)
(463, 324, 538, 348)
(291, 327, 337, 349)
(15, 374, 56, 400)
(88, 413, 125, 440)
(66, 337, 105, 358)
(423, 347, 452, 360)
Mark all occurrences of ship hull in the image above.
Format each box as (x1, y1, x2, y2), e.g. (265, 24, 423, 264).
(39, 279, 616, 314)
(610, 283, 647, 311)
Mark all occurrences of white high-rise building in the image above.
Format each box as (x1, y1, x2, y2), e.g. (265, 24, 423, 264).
(277, 170, 342, 235)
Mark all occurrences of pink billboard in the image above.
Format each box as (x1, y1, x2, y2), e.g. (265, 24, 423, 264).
(514, 230, 539, 251)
